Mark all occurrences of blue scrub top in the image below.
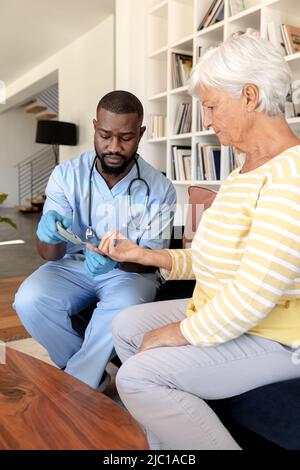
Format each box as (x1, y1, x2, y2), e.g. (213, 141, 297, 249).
(43, 150, 176, 256)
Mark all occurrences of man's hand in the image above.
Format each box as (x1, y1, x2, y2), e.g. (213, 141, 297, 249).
(85, 246, 119, 277)
(37, 210, 72, 245)
(140, 322, 188, 352)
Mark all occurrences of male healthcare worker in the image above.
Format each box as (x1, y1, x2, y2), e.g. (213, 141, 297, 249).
(14, 90, 176, 389)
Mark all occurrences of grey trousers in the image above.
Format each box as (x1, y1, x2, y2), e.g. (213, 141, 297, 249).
(112, 298, 300, 450)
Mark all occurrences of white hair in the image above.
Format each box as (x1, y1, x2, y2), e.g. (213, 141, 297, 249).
(188, 32, 292, 116)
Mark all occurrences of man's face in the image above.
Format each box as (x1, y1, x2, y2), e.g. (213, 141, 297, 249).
(93, 108, 146, 175)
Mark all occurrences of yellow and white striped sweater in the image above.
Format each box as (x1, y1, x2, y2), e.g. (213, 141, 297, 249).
(162, 145, 300, 347)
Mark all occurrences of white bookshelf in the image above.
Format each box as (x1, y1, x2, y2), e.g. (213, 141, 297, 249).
(146, 0, 300, 189)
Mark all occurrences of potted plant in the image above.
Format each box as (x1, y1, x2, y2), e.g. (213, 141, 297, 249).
(0, 194, 17, 229)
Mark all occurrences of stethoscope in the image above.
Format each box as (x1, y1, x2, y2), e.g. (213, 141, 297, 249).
(86, 154, 150, 241)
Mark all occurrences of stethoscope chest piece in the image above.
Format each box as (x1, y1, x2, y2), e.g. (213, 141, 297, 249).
(85, 226, 94, 240)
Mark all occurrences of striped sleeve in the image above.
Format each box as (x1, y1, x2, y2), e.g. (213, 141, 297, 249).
(160, 249, 195, 280)
(180, 176, 300, 346)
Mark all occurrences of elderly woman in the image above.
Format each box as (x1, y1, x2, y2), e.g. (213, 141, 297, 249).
(88, 33, 300, 450)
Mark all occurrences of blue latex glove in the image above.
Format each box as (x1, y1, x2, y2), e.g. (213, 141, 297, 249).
(84, 246, 119, 277)
(37, 210, 72, 244)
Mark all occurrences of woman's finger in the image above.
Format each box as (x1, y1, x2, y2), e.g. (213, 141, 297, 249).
(100, 236, 112, 255)
(98, 229, 117, 252)
(98, 233, 110, 252)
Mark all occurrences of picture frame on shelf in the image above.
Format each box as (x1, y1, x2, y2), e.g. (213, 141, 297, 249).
(284, 24, 300, 55)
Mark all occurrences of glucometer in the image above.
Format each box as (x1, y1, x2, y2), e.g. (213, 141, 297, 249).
(56, 222, 86, 245)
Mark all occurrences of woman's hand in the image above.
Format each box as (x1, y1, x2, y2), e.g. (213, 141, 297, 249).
(86, 229, 144, 264)
(140, 322, 188, 352)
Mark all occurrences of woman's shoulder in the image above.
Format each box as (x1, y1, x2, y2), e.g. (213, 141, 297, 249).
(265, 145, 300, 182)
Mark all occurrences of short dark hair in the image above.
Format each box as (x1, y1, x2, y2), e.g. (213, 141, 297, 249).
(97, 90, 144, 123)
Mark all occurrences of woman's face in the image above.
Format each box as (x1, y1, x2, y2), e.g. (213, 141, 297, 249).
(199, 84, 249, 147)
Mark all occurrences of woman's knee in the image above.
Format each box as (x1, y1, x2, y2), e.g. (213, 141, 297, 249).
(112, 303, 144, 346)
(116, 354, 146, 397)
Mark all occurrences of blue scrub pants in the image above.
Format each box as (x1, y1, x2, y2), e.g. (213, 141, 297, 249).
(13, 258, 160, 389)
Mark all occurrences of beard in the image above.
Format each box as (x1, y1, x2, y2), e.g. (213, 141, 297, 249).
(95, 149, 136, 176)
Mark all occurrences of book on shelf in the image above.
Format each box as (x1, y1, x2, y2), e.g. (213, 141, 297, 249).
(195, 145, 246, 182)
(183, 155, 192, 180)
(282, 24, 300, 55)
(196, 101, 210, 132)
(196, 101, 201, 133)
(171, 145, 192, 181)
(218, 147, 244, 180)
(171, 53, 193, 89)
(267, 21, 287, 56)
(197, 0, 224, 31)
(149, 114, 167, 139)
(196, 144, 221, 181)
(223, 147, 246, 178)
(174, 102, 192, 135)
(229, 0, 244, 17)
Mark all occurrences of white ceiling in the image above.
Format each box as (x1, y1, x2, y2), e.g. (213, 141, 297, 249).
(0, 0, 115, 85)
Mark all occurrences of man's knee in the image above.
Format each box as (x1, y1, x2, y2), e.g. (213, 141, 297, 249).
(111, 276, 157, 337)
(14, 277, 52, 324)
(115, 276, 158, 311)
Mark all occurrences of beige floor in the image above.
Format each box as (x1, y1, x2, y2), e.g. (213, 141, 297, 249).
(7, 337, 56, 366)
(6, 337, 121, 402)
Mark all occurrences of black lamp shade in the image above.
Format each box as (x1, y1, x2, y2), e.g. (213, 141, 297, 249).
(36, 120, 77, 146)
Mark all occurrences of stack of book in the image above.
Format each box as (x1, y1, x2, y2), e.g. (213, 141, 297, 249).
(171, 53, 193, 89)
(174, 102, 192, 135)
(149, 115, 167, 139)
(171, 146, 192, 181)
(197, 0, 224, 31)
(196, 144, 221, 181)
(196, 145, 246, 181)
(267, 21, 300, 56)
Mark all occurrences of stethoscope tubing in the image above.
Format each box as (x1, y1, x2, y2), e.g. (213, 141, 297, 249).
(86, 154, 150, 240)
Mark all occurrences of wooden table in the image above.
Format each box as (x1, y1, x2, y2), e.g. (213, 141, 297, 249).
(0, 348, 148, 450)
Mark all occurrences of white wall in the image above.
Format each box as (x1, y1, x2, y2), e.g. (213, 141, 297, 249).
(59, 15, 115, 161)
(0, 109, 47, 207)
(115, 0, 148, 159)
(2, 15, 115, 165)
(115, 0, 167, 173)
